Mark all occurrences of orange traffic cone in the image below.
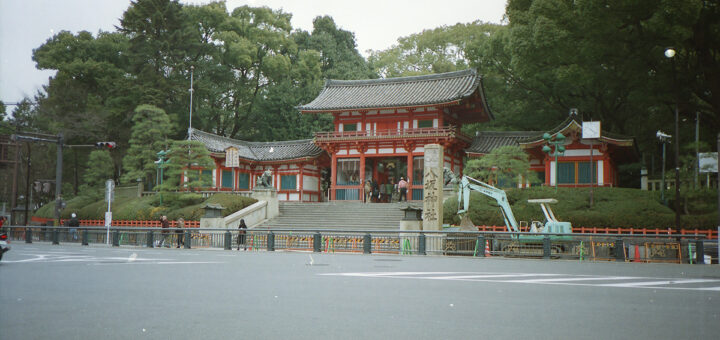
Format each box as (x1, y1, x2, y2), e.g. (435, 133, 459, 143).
(633, 244, 641, 262)
(485, 240, 491, 257)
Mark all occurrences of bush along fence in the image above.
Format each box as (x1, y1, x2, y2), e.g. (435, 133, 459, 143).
(3, 226, 717, 264)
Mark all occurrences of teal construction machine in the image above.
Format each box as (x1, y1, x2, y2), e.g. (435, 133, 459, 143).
(457, 175, 572, 234)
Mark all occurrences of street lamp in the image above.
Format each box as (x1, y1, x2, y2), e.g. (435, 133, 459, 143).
(665, 47, 681, 228)
(156, 150, 169, 204)
(656, 130, 672, 204)
(543, 132, 566, 193)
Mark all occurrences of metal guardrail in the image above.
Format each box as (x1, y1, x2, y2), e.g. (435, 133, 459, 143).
(2, 226, 717, 264)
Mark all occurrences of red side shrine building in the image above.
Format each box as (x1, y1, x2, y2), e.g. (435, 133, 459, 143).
(466, 113, 638, 188)
(297, 69, 493, 201)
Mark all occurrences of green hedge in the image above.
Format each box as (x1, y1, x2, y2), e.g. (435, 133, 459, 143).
(33, 193, 257, 221)
(443, 186, 717, 230)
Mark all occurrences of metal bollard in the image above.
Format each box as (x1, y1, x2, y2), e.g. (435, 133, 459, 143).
(615, 239, 625, 262)
(543, 236, 551, 259)
(418, 233, 426, 255)
(146, 231, 154, 248)
(695, 240, 704, 264)
(25, 228, 32, 243)
(268, 231, 275, 251)
(363, 233, 372, 254)
(82, 229, 89, 246)
(313, 232, 321, 252)
(184, 230, 191, 249)
(476, 235, 485, 257)
(224, 231, 232, 250)
(52, 228, 59, 245)
(112, 230, 120, 247)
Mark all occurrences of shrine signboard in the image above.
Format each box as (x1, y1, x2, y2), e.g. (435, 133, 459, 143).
(422, 144, 443, 231)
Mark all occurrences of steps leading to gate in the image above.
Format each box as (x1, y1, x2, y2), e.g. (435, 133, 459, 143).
(256, 201, 421, 231)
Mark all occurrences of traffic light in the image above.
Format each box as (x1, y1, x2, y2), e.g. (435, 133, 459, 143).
(95, 142, 116, 149)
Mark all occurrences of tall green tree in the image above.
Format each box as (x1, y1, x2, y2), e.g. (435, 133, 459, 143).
(80, 150, 115, 198)
(159, 140, 214, 191)
(501, 0, 720, 160)
(464, 145, 534, 187)
(121, 104, 173, 185)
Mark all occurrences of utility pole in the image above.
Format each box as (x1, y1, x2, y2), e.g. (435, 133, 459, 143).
(23, 143, 31, 226)
(55, 133, 63, 226)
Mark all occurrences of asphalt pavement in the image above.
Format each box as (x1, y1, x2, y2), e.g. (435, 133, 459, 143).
(1, 243, 718, 339)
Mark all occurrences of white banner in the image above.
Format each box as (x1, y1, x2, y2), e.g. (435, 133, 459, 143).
(225, 147, 239, 168)
(699, 153, 718, 173)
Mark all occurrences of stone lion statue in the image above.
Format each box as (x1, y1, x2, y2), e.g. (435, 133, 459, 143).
(443, 167, 458, 187)
(258, 169, 273, 188)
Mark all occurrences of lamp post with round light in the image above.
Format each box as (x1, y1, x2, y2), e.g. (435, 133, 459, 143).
(665, 47, 680, 228)
(542, 132, 566, 194)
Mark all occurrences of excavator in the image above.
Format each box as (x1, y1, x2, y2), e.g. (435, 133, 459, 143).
(456, 175, 572, 254)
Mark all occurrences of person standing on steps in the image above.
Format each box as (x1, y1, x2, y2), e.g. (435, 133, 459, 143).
(397, 177, 408, 202)
(237, 219, 247, 251)
(364, 179, 373, 204)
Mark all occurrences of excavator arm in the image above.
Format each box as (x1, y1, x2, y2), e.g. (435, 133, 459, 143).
(457, 176, 520, 232)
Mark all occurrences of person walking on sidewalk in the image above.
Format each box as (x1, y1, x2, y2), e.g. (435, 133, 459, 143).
(159, 216, 170, 247)
(68, 213, 80, 241)
(175, 217, 185, 248)
(237, 219, 247, 250)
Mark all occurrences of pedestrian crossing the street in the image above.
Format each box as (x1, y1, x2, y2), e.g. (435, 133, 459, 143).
(321, 271, 720, 292)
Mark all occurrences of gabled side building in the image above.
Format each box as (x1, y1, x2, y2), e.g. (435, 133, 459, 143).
(466, 113, 639, 188)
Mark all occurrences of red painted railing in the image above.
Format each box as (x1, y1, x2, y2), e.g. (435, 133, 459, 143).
(314, 127, 471, 142)
(30, 216, 200, 228)
(475, 225, 717, 239)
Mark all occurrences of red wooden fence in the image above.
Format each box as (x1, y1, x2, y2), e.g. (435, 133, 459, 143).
(30, 216, 200, 228)
(475, 225, 717, 239)
(26, 216, 718, 239)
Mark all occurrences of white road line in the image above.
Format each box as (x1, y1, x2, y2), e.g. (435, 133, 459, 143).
(506, 276, 639, 283)
(597, 279, 720, 287)
(421, 273, 560, 280)
(320, 272, 720, 292)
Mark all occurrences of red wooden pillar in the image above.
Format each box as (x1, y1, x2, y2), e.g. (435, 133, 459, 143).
(359, 154, 366, 202)
(299, 163, 304, 202)
(406, 152, 413, 199)
(330, 153, 337, 200)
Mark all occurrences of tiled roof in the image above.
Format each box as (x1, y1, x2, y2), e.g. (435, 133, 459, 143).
(518, 114, 634, 144)
(189, 128, 323, 162)
(298, 69, 484, 112)
(466, 131, 540, 154)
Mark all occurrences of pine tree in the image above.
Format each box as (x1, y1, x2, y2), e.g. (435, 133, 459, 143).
(121, 104, 172, 186)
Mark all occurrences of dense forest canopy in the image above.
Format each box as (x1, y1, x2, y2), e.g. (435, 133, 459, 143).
(1, 0, 718, 206)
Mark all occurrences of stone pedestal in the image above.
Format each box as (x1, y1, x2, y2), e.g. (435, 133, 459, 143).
(399, 206, 423, 254)
(251, 188, 279, 220)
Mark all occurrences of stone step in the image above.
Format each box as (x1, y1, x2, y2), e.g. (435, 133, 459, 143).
(257, 201, 421, 230)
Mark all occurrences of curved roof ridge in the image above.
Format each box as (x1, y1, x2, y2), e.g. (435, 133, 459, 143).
(326, 69, 477, 87)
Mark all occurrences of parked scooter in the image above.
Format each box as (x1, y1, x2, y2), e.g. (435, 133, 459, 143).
(0, 232, 9, 261)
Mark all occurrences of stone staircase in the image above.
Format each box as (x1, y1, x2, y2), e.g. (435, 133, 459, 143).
(256, 201, 421, 231)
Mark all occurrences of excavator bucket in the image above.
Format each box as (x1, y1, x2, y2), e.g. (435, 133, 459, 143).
(459, 215, 476, 231)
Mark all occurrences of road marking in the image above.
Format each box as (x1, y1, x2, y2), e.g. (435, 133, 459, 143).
(597, 279, 720, 287)
(321, 271, 720, 292)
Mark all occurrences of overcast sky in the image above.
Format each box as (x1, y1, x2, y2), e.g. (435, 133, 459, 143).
(0, 0, 507, 105)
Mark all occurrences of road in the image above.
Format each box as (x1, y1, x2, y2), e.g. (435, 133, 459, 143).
(1, 243, 719, 339)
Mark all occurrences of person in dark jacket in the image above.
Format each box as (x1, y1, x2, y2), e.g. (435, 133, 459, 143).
(237, 219, 247, 251)
(159, 215, 170, 247)
(68, 213, 80, 241)
(175, 217, 185, 248)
